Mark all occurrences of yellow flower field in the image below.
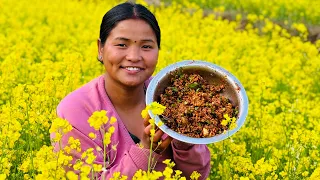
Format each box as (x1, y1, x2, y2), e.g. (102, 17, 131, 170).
(0, 0, 319, 179)
(165, 0, 320, 25)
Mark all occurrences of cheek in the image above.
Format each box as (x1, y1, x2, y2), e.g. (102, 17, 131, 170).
(146, 51, 159, 67)
(103, 51, 122, 65)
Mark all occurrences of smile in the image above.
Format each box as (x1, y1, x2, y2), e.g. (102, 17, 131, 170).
(122, 66, 144, 71)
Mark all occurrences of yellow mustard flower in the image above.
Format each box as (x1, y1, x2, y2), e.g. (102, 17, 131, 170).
(103, 132, 112, 146)
(88, 132, 97, 140)
(0, 174, 6, 180)
(149, 102, 166, 115)
(110, 116, 117, 124)
(49, 118, 73, 134)
(93, 164, 103, 172)
(190, 171, 201, 180)
(88, 110, 109, 130)
(157, 121, 164, 127)
(141, 109, 149, 119)
(108, 126, 115, 134)
(66, 171, 78, 180)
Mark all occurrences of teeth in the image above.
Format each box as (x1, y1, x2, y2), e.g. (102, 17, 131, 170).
(125, 67, 141, 71)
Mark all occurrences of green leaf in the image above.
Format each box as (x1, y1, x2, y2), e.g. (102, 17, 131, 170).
(188, 82, 199, 89)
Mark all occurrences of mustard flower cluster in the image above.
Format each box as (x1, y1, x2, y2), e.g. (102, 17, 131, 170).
(168, 0, 320, 25)
(88, 110, 110, 131)
(131, 159, 201, 180)
(49, 118, 73, 142)
(1, 0, 319, 179)
(141, 102, 167, 172)
(137, 102, 202, 179)
(141, 102, 167, 119)
(221, 114, 237, 130)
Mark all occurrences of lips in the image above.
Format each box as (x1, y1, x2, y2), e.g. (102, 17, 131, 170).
(121, 66, 145, 71)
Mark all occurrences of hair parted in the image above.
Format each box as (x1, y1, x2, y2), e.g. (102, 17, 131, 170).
(99, 2, 161, 49)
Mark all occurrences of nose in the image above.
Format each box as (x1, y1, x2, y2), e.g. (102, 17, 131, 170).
(126, 46, 142, 62)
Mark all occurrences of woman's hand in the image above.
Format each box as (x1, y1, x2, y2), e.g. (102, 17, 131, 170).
(140, 115, 173, 154)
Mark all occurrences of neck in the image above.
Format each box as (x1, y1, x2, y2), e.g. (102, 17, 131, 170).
(104, 74, 146, 110)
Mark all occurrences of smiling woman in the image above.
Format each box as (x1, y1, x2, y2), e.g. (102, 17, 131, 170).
(98, 18, 158, 88)
(50, 1, 210, 180)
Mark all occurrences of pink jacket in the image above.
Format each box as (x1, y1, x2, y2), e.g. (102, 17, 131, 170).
(52, 75, 211, 179)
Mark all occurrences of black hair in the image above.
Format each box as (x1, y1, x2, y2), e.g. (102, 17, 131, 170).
(99, 2, 161, 49)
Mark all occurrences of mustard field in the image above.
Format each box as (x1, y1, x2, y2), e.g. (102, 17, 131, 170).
(0, 0, 319, 179)
(163, 0, 320, 25)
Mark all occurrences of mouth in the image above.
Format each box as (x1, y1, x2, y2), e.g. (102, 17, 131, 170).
(121, 66, 145, 71)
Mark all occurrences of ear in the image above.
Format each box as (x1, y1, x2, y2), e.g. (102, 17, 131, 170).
(97, 38, 103, 56)
(97, 39, 104, 64)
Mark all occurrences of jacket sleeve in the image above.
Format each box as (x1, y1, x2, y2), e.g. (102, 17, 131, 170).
(171, 139, 211, 180)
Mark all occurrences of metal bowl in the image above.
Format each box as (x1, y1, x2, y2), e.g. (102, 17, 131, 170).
(146, 60, 249, 144)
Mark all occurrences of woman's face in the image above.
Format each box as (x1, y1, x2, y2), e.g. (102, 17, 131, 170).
(98, 18, 159, 88)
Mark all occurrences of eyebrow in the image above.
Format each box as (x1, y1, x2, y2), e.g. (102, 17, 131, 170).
(114, 37, 155, 43)
(114, 37, 129, 41)
(141, 39, 155, 43)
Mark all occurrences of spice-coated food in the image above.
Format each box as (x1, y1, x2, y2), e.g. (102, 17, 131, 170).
(159, 69, 238, 138)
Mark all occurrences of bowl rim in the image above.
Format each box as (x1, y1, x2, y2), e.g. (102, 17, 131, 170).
(146, 60, 249, 144)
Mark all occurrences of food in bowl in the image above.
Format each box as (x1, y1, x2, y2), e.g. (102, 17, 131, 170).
(159, 68, 238, 138)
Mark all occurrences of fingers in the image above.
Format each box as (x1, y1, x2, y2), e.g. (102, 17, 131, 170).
(153, 129, 164, 142)
(143, 114, 160, 132)
(144, 124, 162, 139)
(159, 136, 173, 149)
(154, 136, 173, 154)
(153, 129, 173, 154)
(144, 124, 152, 135)
(143, 115, 150, 127)
(143, 121, 173, 154)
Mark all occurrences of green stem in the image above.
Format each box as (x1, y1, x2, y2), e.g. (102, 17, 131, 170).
(91, 166, 94, 180)
(54, 130, 63, 180)
(147, 124, 154, 173)
(101, 127, 106, 168)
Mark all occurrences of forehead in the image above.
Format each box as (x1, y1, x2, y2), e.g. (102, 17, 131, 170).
(108, 19, 157, 41)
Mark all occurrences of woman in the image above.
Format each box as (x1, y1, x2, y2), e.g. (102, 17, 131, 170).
(53, 2, 210, 179)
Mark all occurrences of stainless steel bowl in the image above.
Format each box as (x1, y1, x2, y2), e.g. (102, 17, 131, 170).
(146, 60, 249, 144)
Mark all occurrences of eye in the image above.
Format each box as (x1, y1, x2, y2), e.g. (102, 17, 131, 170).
(116, 44, 127, 47)
(142, 45, 152, 49)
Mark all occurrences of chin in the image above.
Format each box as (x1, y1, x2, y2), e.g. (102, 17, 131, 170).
(119, 74, 151, 88)
(122, 80, 144, 88)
